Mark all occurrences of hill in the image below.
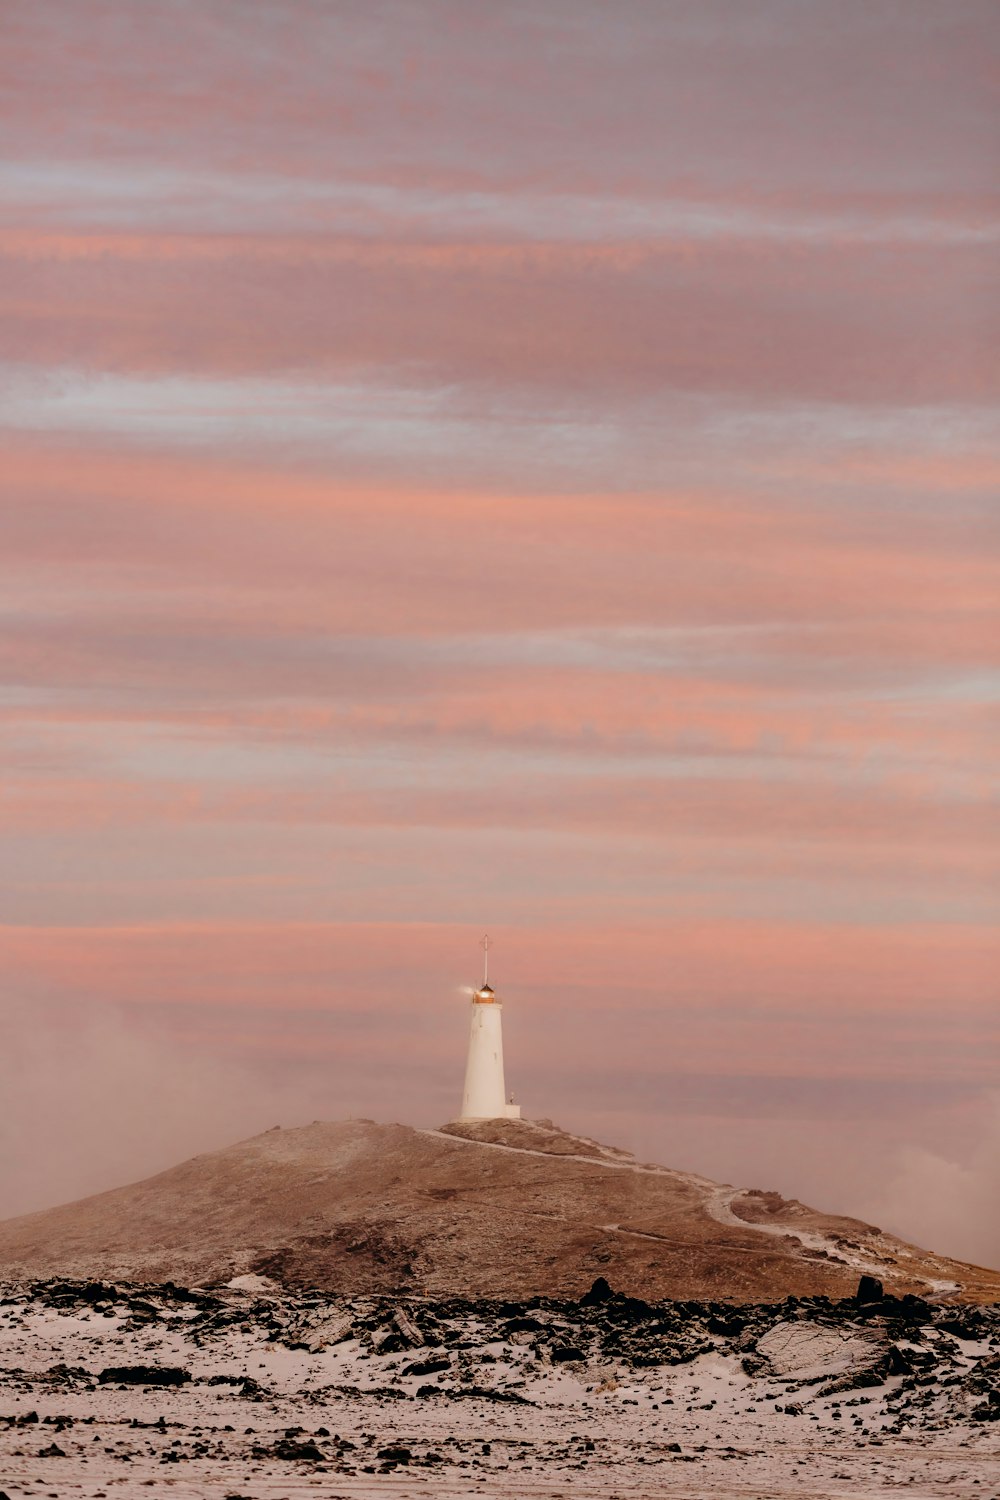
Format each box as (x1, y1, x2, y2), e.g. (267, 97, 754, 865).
(0, 1117, 996, 1302)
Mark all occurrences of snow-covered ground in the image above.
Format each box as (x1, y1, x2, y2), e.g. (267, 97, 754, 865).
(1, 1279, 997, 1498)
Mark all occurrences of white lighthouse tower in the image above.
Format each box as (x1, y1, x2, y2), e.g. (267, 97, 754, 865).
(459, 936, 521, 1121)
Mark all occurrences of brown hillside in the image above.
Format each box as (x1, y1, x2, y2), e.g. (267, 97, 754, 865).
(0, 1117, 996, 1302)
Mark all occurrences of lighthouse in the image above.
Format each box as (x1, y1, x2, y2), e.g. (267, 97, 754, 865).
(459, 936, 521, 1121)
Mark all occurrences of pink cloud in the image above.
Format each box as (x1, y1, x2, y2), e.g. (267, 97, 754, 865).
(3, 445, 997, 646)
(1, 231, 996, 403)
(2, 917, 996, 1023)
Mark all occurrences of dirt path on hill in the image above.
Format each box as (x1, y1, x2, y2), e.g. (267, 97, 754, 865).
(706, 1185, 960, 1299)
(422, 1127, 964, 1299)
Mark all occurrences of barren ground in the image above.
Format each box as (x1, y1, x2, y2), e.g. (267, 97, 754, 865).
(0, 1118, 996, 1304)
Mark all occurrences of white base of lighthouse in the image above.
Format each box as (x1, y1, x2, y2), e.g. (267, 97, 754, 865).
(460, 997, 520, 1120)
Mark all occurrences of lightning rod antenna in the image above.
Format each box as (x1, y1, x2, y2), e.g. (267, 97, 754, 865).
(481, 933, 491, 987)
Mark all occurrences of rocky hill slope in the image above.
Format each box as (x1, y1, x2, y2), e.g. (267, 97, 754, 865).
(0, 1117, 996, 1303)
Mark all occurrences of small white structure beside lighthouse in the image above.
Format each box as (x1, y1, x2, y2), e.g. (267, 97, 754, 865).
(459, 936, 521, 1121)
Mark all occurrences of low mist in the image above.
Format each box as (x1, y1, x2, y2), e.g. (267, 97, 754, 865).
(1, 1002, 996, 1274)
(859, 1101, 1000, 1273)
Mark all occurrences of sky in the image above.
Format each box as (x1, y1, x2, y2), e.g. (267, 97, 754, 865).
(1, 1, 998, 1268)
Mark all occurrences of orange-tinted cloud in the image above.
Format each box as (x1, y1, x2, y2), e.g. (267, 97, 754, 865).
(3, 444, 997, 642)
(2, 916, 996, 1019)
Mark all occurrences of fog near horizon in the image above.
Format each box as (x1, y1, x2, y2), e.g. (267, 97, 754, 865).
(2, 999, 997, 1274)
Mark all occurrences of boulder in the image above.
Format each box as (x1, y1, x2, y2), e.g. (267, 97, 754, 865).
(755, 1321, 886, 1388)
(300, 1314, 353, 1353)
(393, 1309, 425, 1347)
(98, 1366, 191, 1387)
(402, 1355, 451, 1377)
(580, 1277, 614, 1306)
(272, 1436, 325, 1461)
(378, 1445, 411, 1464)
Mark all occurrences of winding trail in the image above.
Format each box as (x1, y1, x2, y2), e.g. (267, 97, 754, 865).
(421, 1126, 962, 1299)
(706, 1185, 960, 1298)
(419, 1126, 715, 1187)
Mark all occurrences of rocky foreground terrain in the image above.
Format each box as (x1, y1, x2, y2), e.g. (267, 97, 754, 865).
(1, 1119, 997, 1494)
(1, 1117, 997, 1303)
(0, 1272, 998, 1497)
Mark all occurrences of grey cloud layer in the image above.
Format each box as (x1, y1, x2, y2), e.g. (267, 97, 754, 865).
(5, 1, 998, 196)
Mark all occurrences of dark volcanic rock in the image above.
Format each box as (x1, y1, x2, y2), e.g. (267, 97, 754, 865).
(99, 1365, 191, 1387)
(937, 1309, 989, 1340)
(580, 1277, 614, 1306)
(466, 1385, 535, 1403)
(855, 1275, 883, 1304)
(272, 1436, 326, 1461)
(402, 1355, 451, 1377)
(45, 1363, 90, 1383)
(7, 1272, 1000, 1449)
